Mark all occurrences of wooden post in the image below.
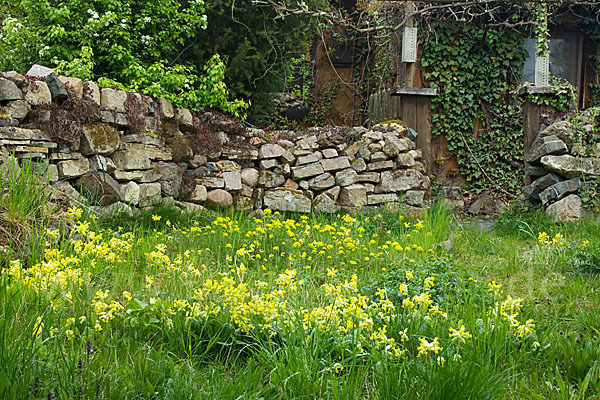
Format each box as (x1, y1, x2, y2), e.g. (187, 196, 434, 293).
(518, 86, 559, 185)
(391, 87, 437, 173)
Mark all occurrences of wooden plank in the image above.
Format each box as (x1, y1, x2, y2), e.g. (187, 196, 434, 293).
(392, 87, 438, 97)
(402, 96, 418, 133)
(416, 96, 432, 173)
(523, 100, 541, 185)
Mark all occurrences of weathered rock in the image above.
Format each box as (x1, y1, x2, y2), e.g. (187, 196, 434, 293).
(539, 120, 575, 150)
(206, 189, 233, 209)
(1, 100, 30, 120)
(523, 173, 562, 201)
(324, 186, 341, 201)
(367, 160, 394, 171)
(240, 184, 254, 197)
(113, 170, 144, 181)
(358, 172, 380, 183)
(309, 172, 335, 190)
(525, 135, 568, 163)
(50, 181, 85, 206)
(546, 194, 584, 223)
(2, 71, 26, 85)
(322, 148, 338, 158)
(59, 76, 84, 99)
(383, 136, 413, 157)
(223, 171, 242, 191)
(296, 135, 318, 150)
(259, 170, 286, 188)
(402, 190, 425, 207)
(176, 201, 204, 214)
(526, 165, 548, 178)
(321, 156, 350, 172)
(166, 134, 193, 163)
(263, 188, 311, 213)
(260, 159, 280, 169)
(188, 184, 207, 203)
(197, 176, 224, 189)
(292, 162, 324, 180)
(175, 107, 193, 129)
(339, 184, 367, 207)
(113, 148, 151, 170)
(140, 169, 161, 183)
(351, 158, 367, 172)
(100, 88, 127, 112)
(78, 171, 121, 206)
(234, 196, 253, 211)
(365, 131, 383, 141)
(26, 64, 54, 78)
(370, 152, 388, 162)
(93, 202, 134, 217)
(24, 81, 52, 106)
(368, 193, 398, 205)
(539, 178, 581, 205)
(296, 153, 320, 165)
(84, 81, 101, 106)
(313, 192, 339, 213)
(259, 143, 285, 159)
(58, 158, 89, 178)
(0, 78, 22, 101)
(380, 169, 425, 192)
(158, 97, 174, 119)
(44, 72, 68, 102)
(281, 150, 296, 164)
(89, 155, 108, 172)
(139, 183, 162, 207)
(409, 149, 422, 160)
(396, 152, 416, 168)
(216, 160, 241, 172)
(120, 181, 140, 205)
(335, 168, 359, 186)
(80, 123, 120, 156)
(540, 155, 600, 178)
(189, 155, 207, 169)
(156, 162, 183, 198)
(241, 168, 259, 187)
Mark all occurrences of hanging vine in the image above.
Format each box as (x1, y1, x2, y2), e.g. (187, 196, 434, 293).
(421, 23, 527, 194)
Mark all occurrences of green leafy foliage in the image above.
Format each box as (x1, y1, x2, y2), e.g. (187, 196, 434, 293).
(422, 23, 526, 194)
(0, 0, 249, 116)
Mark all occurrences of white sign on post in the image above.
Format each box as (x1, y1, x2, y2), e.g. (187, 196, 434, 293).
(402, 27, 418, 63)
(535, 56, 549, 87)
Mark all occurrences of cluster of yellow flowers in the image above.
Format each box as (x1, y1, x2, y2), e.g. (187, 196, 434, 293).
(1, 207, 538, 366)
(537, 231, 565, 247)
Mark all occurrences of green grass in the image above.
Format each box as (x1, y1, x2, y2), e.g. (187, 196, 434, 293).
(1, 202, 599, 399)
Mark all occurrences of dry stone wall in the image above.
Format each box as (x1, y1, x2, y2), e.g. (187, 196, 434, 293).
(523, 118, 600, 223)
(0, 66, 430, 215)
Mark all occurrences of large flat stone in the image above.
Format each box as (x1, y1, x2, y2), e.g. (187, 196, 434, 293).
(523, 173, 562, 201)
(0, 127, 51, 141)
(292, 162, 324, 180)
(0, 78, 22, 101)
(112, 148, 151, 170)
(58, 158, 89, 178)
(320, 156, 350, 172)
(546, 194, 584, 223)
(539, 121, 575, 150)
(380, 169, 426, 192)
(80, 123, 120, 156)
(539, 177, 581, 205)
(541, 155, 600, 178)
(139, 183, 162, 207)
(339, 184, 367, 207)
(525, 135, 568, 163)
(100, 88, 127, 112)
(24, 81, 52, 106)
(263, 188, 311, 213)
(78, 171, 121, 206)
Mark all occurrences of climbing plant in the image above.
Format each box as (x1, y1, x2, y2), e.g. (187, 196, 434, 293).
(421, 23, 527, 194)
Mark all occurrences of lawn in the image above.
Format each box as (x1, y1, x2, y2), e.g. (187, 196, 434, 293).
(1, 201, 599, 399)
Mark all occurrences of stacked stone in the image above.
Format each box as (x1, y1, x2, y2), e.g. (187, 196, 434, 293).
(523, 120, 600, 222)
(0, 65, 430, 216)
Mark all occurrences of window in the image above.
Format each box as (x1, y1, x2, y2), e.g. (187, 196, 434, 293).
(521, 31, 582, 87)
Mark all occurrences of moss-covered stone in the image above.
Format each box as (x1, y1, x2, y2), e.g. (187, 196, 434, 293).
(80, 123, 120, 156)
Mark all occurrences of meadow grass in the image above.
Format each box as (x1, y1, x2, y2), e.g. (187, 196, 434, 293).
(0, 201, 599, 399)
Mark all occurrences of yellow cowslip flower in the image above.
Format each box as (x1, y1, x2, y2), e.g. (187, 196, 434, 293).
(122, 291, 132, 302)
(449, 326, 472, 344)
(145, 275, 154, 289)
(152, 215, 161, 221)
(66, 329, 74, 340)
(405, 270, 414, 280)
(327, 267, 338, 278)
(332, 362, 344, 373)
(417, 337, 443, 357)
(515, 319, 535, 338)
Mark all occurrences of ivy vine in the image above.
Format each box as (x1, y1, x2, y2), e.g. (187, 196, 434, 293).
(421, 23, 526, 195)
